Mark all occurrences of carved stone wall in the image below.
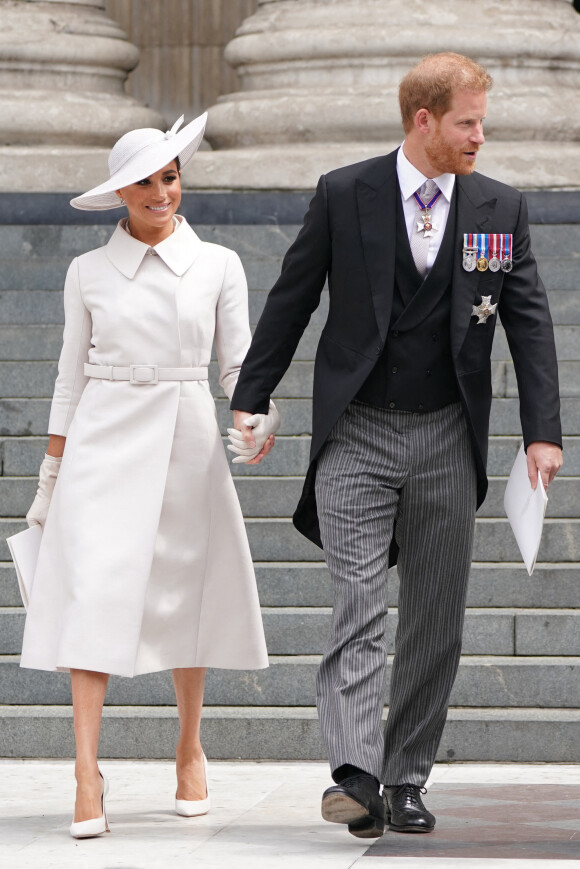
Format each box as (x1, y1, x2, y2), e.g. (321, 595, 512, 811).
(105, 0, 258, 122)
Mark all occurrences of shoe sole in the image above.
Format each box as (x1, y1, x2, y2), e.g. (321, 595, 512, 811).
(322, 792, 369, 824)
(322, 793, 384, 838)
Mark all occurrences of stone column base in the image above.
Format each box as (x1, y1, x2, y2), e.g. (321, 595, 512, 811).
(2, 141, 577, 194)
(181, 142, 580, 192)
(0, 147, 111, 194)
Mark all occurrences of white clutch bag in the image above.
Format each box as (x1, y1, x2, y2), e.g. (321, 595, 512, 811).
(6, 524, 43, 610)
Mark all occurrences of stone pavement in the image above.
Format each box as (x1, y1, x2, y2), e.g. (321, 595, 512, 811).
(0, 761, 578, 869)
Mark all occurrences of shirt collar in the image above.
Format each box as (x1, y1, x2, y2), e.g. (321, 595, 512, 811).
(396, 144, 455, 204)
(105, 215, 202, 279)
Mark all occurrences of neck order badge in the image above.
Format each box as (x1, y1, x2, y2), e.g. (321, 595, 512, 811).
(413, 184, 442, 238)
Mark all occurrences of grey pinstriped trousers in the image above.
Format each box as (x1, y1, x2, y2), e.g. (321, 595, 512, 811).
(315, 400, 477, 786)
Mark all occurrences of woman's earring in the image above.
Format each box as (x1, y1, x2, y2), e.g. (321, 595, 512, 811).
(119, 197, 126, 205)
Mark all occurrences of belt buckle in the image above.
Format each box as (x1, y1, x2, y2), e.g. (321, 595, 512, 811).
(129, 364, 159, 385)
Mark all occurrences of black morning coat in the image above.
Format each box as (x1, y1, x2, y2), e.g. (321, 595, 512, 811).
(231, 148, 562, 559)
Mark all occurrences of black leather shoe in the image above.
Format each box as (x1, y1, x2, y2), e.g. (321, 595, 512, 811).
(383, 783, 435, 833)
(321, 773, 385, 838)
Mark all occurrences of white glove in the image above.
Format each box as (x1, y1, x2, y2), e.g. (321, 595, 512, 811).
(26, 454, 62, 528)
(227, 401, 281, 464)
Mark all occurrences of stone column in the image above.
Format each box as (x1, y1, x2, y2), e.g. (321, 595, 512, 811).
(184, 0, 580, 189)
(0, 0, 164, 192)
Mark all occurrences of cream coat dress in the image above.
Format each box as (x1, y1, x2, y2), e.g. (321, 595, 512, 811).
(20, 216, 268, 677)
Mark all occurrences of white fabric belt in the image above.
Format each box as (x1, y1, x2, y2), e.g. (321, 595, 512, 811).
(84, 363, 208, 385)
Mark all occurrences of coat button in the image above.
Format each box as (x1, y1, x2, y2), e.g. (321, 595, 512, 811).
(391, 330, 399, 338)
(418, 403, 424, 410)
(389, 401, 396, 409)
(392, 366, 398, 374)
(425, 369, 431, 376)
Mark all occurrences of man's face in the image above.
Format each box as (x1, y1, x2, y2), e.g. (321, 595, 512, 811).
(424, 89, 487, 175)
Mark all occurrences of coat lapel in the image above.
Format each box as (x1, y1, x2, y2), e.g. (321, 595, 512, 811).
(451, 174, 498, 358)
(355, 153, 398, 342)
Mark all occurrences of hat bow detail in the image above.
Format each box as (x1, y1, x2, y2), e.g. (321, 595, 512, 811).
(165, 115, 184, 140)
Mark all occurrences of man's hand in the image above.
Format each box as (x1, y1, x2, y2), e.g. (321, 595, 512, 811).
(526, 441, 562, 490)
(230, 409, 276, 465)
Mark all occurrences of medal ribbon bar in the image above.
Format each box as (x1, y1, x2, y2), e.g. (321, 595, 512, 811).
(500, 233, 513, 262)
(477, 233, 489, 261)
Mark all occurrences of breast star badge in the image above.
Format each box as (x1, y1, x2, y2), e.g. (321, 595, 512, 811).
(471, 295, 497, 325)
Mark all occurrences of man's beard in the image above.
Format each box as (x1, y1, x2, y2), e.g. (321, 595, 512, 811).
(425, 128, 478, 176)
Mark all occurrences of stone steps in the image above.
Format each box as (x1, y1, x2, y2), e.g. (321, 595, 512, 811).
(0, 705, 577, 761)
(3, 655, 579, 706)
(0, 516, 578, 563)
(4, 434, 580, 477)
(252, 561, 580, 608)
(0, 561, 577, 608)
(3, 358, 580, 399)
(1, 322, 580, 363)
(0, 222, 578, 290)
(2, 607, 578, 657)
(0, 210, 578, 762)
(241, 517, 580, 562)
(3, 396, 580, 438)
(1, 474, 579, 519)
(2, 285, 580, 324)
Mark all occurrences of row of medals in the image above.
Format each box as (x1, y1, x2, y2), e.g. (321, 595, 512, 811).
(463, 248, 512, 274)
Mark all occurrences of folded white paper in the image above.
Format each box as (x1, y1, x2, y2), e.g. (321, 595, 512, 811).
(6, 524, 42, 610)
(503, 443, 548, 576)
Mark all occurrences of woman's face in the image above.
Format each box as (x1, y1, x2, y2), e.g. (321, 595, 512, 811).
(117, 160, 181, 242)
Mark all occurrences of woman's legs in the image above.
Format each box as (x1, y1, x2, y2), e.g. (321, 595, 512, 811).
(172, 667, 207, 800)
(70, 668, 109, 822)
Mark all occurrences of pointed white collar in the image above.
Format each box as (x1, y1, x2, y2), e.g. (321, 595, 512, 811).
(397, 144, 455, 204)
(105, 215, 202, 279)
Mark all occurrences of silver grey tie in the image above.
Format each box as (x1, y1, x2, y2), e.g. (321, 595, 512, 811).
(409, 179, 439, 278)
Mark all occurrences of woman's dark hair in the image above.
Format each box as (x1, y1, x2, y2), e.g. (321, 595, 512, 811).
(174, 155, 181, 172)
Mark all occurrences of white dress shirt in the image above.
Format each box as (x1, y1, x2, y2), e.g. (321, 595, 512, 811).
(396, 145, 456, 276)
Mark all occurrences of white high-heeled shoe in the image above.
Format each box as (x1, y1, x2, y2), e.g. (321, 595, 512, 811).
(70, 771, 110, 839)
(175, 753, 211, 817)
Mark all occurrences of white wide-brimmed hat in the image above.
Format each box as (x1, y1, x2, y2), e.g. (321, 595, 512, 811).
(70, 112, 207, 211)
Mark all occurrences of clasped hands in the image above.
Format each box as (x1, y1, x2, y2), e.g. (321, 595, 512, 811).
(228, 402, 280, 464)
